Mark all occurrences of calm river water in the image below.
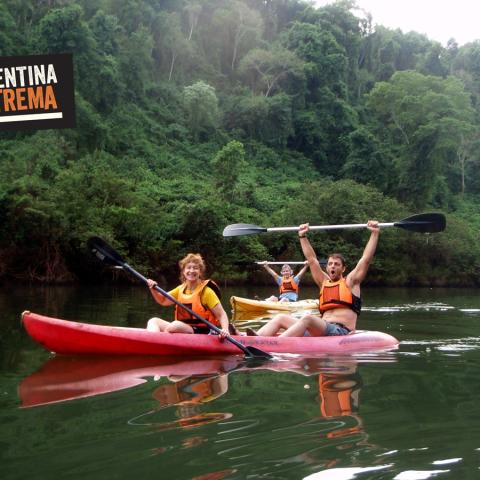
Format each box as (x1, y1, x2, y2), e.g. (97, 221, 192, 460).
(2, 285, 480, 480)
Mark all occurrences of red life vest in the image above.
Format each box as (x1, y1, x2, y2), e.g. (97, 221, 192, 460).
(174, 279, 221, 329)
(319, 278, 361, 315)
(279, 276, 299, 295)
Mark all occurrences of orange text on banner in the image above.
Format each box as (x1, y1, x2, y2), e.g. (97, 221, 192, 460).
(0, 85, 58, 112)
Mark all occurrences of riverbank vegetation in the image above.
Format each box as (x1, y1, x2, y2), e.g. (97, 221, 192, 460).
(1, 0, 479, 286)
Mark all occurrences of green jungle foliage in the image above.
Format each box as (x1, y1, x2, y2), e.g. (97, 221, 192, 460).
(0, 0, 479, 287)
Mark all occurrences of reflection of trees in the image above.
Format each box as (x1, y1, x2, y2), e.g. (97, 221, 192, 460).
(211, 357, 386, 475)
(122, 357, 370, 461)
(13, 353, 404, 479)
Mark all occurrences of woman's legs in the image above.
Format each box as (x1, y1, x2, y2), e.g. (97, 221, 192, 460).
(165, 320, 195, 333)
(146, 317, 170, 332)
(146, 318, 194, 333)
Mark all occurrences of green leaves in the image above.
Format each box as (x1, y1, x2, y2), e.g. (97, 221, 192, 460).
(239, 47, 305, 97)
(1, 0, 479, 287)
(183, 81, 219, 141)
(366, 71, 477, 207)
(211, 141, 246, 201)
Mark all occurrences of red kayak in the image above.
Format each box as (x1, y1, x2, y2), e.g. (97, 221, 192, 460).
(22, 311, 399, 356)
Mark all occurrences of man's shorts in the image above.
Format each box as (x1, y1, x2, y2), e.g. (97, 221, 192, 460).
(325, 322, 351, 336)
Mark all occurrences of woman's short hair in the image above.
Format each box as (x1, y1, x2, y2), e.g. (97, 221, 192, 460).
(179, 253, 206, 282)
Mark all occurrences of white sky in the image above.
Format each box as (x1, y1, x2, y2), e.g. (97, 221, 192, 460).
(314, 0, 480, 47)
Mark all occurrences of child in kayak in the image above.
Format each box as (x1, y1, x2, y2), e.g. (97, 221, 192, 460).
(146, 253, 231, 338)
(261, 261, 310, 302)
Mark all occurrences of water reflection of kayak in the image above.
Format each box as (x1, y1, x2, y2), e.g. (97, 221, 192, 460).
(18, 356, 243, 408)
(22, 311, 399, 356)
(19, 354, 384, 408)
(230, 295, 319, 314)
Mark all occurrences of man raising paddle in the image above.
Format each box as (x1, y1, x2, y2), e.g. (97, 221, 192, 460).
(247, 220, 380, 337)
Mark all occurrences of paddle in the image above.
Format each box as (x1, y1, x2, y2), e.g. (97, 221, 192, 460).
(256, 261, 307, 265)
(223, 212, 446, 237)
(87, 237, 272, 360)
(233, 260, 327, 268)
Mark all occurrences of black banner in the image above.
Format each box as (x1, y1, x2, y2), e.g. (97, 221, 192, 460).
(0, 53, 75, 131)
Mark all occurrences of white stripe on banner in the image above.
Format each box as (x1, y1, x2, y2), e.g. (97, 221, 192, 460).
(0, 112, 63, 122)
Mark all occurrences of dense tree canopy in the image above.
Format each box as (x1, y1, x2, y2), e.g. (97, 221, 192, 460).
(0, 0, 480, 287)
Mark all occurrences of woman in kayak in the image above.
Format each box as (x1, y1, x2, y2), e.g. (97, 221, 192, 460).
(247, 220, 380, 337)
(261, 261, 310, 302)
(146, 253, 230, 338)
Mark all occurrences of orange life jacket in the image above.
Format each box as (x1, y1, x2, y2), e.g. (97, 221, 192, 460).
(153, 377, 220, 405)
(319, 373, 363, 438)
(319, 373, 358, 417)
(279, 276, 299, 294)
(174, 279, 221, 329)
(319, 278, 361, 315)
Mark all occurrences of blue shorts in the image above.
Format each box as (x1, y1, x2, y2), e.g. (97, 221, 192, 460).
(325, 322, 351, 336)
(279, 292, 298, 302)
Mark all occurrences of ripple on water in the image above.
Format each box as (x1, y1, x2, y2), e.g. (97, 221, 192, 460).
(303, 465, 453, 480)
(364, 303, 455, 313)
(393, 470, 449, 479)
(432, 458, 462, 465)
(303, 464, 393, 479)
(458, 309, 480, 315)
(401, 336, 480, 354)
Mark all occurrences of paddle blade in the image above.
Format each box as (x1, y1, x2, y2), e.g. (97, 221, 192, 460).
(87, 237, 126, 267)
(223, 223, 267, 237)
(394, 213, 446, 233)
(244, 346, 274, 360)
